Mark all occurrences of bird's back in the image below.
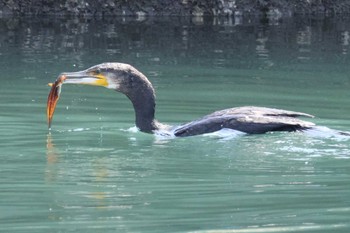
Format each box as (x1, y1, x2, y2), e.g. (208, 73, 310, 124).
(174, 106, 315, 137)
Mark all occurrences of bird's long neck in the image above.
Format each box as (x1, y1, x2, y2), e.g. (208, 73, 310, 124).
(130, 88, 158, 133)
(122, 72, 160, 133)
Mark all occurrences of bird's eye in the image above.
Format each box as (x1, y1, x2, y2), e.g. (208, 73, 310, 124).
(90, 69, 101, 76)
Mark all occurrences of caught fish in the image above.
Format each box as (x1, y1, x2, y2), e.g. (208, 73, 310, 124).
(47, 75, 66, 129)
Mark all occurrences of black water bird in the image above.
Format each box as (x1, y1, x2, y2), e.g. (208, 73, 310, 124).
(47, 62, 319, 137)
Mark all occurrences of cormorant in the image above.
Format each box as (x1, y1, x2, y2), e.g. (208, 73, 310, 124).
(47, 62, 317, 137)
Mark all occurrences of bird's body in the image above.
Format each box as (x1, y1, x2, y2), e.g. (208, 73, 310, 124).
(173, 106, 314, 137)
(46, 62, 333, 137)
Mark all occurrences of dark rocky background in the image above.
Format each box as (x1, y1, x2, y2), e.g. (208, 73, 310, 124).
(1, 0, 350, 17)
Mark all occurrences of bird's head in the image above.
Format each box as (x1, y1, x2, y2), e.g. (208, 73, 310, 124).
(47, 62, 154, 129)
(59, 63, 148, 91)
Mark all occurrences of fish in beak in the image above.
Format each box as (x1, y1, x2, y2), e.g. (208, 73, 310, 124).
(47, 75, 66, 129)
(46, 69, 109, 129)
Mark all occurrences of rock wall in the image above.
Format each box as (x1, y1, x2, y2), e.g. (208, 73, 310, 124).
(1, 0, 350, 17)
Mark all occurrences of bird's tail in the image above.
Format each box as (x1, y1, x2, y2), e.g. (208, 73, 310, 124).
(338, 131, 350, 136)
(305, 126, 350, 139)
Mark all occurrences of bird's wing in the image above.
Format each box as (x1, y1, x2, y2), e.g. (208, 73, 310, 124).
(204, 106, 314, 119)
(174, 106, 315, 137)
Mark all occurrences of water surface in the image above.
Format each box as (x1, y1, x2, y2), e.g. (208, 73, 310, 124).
(0, 16, 350, 232)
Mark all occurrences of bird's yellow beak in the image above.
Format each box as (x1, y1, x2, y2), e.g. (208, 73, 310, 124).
(46, 70, 109, 129)
(60, 70, 109, 87)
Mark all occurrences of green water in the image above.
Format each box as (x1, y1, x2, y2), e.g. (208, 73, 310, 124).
(0, 17, 350, 232)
